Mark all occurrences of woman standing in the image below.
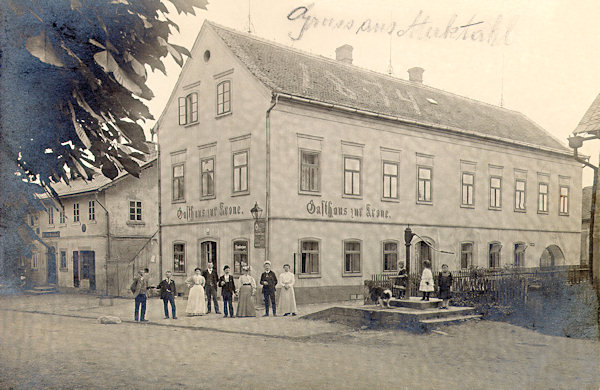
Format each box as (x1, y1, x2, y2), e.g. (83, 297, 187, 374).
(278, 264, 297, 316)
(236, 266, 256, 317)
(185, 267, 206, 316)
(419, 260, 434, 301)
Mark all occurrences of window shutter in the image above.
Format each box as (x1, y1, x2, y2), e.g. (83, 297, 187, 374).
(178, 97, 186, 125)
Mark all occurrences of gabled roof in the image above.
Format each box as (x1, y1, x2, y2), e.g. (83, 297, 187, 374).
(207, 21, 568, 154)
(574, 93, 600, 135)
(45, 156, 157, 198)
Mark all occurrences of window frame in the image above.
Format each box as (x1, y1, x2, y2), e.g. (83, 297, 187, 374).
(232, 149, 249, 195)
(178, 92, 198, 125)
(461, 172, 475, 208)
(343, 155, 362, 198)
(489, 176, 502, 210)
(514, 242, 526, 267)
(32, 252, 39, 269)
(200, 156, 216, 199)
(559, 185, 569, 216)
(538, 182, 549, 214)
(172, 163, 185, 202)
(216, 80, 232, 116)
(382, 160, 399, 201)
(299, 238, 321, 278)
(128, 200, 142, 222)
(88, 200, 95, 221)
(232, 239, 249, 276)
(343, 239, 362, 276)
(416, 165, 433, 204)
(59, 206, 66, 225)
(173, 242, 186, 274)
(514, 179, 526, 212)
(382, 240, 399, 273)
(59, 250, 68, 271)
(73, 203, 80, 223)
(299, 149, 321, 194)
(48, 207, 54, 225)
(488, 242, 502, 268)
(460, 242, 474, 269)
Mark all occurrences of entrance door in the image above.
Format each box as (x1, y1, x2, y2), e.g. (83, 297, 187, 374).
(416, 241, 433, 275)
(73, 251, 79, 287)
(46, 247, 57, 284)
(80, 251, 96, 290)
(199, 241, 217, 270)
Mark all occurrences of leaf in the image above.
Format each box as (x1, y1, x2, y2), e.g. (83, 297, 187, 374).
(106, 40, 119, 54)
(124, 52, 146, 78)
(25, 30, 65, 67)
(169, 43, 191, 59)
(89, 39, 106, 49)
(93, 50, 144, 96)
(73, 89, 104, 123)
(116, 154, 141, 178)
(165, 18, 180, 33)
(100, 158, 119, 179)
(67, 101, 92, 149)
(115, 120, 146, 144)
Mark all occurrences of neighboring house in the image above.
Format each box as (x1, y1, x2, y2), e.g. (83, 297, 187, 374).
(25, 155, 158, 296)
(154, 21, 582, 303)
(581, 186, 593, 267)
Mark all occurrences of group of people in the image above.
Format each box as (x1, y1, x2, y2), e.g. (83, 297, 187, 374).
(130, 260, 298, 322)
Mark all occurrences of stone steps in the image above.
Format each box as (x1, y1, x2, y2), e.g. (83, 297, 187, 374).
(419, 314, 483, 330)
(24, 285, 58, 295)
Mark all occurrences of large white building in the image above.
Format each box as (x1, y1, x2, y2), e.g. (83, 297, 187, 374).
(155, 21, 582, 303)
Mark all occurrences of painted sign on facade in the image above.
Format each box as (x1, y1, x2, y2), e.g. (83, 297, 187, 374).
(306, 200, 391, 219)
(176, 203, 243, 222)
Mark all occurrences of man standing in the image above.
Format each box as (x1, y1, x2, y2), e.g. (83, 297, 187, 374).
(260, 260, 277, 317)
(203, 262, 220, 314)
(218, 265, 236, 318)
(131, 269, 149, 322)
(156, 270, 177, 319)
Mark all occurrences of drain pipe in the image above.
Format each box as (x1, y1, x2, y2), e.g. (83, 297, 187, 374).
(265, 94, 279, 262)
(95, 193, 110, 296)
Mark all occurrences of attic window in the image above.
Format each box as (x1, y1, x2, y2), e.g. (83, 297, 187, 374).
(204, 50, 211, 62)
(426, 98, 438, 105)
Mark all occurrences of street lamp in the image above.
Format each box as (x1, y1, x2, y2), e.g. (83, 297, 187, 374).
(250, 202, 263, 220)
(404, 226, 416, 297)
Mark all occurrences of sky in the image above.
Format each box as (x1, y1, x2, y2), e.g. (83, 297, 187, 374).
(147, 0, 600, 187)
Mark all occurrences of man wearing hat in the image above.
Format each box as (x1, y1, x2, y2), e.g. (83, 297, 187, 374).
(260, 260, 278, 316)
(218, 265, 236, 318)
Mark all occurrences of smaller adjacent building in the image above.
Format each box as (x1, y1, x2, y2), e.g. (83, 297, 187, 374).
(581, 186, 593, 266)
(23, 156, 158, 296)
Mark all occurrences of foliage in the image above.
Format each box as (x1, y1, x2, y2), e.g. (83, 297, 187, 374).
(0, 0, 208, 277)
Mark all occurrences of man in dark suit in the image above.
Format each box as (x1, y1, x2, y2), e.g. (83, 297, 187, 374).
(218, 265, 236, 317)
(156, 270, 177, 319)
(131, 269, 149, 322)
(260, 260, 278, 316)
(203, 262, 220, 314)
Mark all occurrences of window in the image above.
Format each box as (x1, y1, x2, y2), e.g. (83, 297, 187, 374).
(300, 150, 320, 193)
(490, 177, 502, 209)
(538, 183, 548, 213)
(461, 242, 473, 269)
(559, 186, 569, 215)
(32, 252, 39, 269)
(173, 243, 186, 273)
(300, 240, 320, 275)
(233, 240, 248, 275)
(200, 157, 215, 198)
(59, 206, 66, 224)
(417, 166, 432, 202)
(514, 243, 526, 267)
(515, 179, 526, 211)
(178, 92, 198, 125)
(382, 162, 399, 199)
(461, 172, 474, 206)
(73, 203, 80, 222)
(29, 215, 35, 226)
(60, 250, 67, 270)
(232, 151, 248, 193)
(344, 240, 361, 274)
(129, 201, 142, 221)
(343, 156, 361, 196)
(88, 200, 95, 221)
(489, 242, 501, 268)
(383, 241, 398, 272)
(172, 164, 185, 201)
(48, 207, 54, 225)
(217, 80, 231, 115)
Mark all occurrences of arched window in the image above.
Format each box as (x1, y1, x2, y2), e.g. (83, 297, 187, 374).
(489, 242, 502, 268)
(178, 92, 198, 125)
(299, 239, 320, 276)
(460, 242, 473, 269)
(217, 80, 231, 115)
(514, 243, 526, 267)
(343, 239, 361, 275)
(382, 241, 398, 272)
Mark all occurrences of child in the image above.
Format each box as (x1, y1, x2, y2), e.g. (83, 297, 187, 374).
(437, 264, 453, 309)
(419, 260, 434, 301)
(394, 261, 408, 299)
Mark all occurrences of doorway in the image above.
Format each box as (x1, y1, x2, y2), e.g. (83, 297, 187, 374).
(46, 247, 57, 284)
(415, 240, 433, 275)
(199, 241, 217, 270)
(80, 251, 96, 290)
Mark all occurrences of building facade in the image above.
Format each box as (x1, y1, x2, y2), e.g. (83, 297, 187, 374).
(25, 158, 158, 296)
(155, 22, 582, 303)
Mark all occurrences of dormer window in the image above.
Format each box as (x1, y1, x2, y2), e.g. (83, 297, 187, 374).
(217, 80, 231, 116)
(178, 92, 198, 125)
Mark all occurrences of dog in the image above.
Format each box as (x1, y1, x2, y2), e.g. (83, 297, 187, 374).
(368, 285, 393, 308)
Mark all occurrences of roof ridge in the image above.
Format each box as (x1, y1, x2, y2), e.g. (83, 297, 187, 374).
(206, 20, 528, 116)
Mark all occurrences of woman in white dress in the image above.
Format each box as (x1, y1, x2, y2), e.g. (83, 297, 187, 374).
(185, 267, 206, 316)
(278, 264, 297, 316)
(235, 266, 256, 317)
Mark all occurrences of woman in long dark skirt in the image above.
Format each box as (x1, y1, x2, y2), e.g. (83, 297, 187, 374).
(437, 264, 453, 309)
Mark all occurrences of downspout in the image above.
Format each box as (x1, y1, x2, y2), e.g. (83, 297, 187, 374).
(155, 137, 163, 281)
(95, 193, 110, 295)
(265, 93, 279, 262)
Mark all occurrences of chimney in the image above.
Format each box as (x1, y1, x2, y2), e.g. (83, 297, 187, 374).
(407, 67, 424, 83)
(335, 44, 353, 65)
